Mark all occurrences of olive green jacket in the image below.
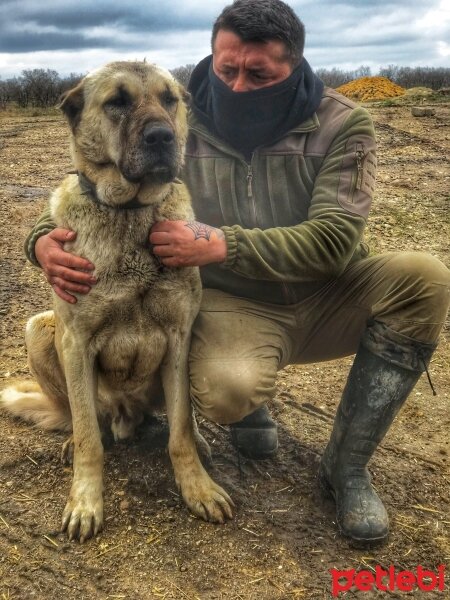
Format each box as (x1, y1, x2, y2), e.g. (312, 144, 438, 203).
(25, 87, 377, 305)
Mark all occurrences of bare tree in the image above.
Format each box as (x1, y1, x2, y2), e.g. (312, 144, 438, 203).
(354, 65, 372, 79)
(379, 65, 450, 89)
(315, 67, 353, 88)
(170, 64, 196, 88)
(316, 64, 449, 90)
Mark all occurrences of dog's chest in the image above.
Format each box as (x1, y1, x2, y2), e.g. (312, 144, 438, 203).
(112, 239, 161, 288)
(61, 203, 199, 325)
(65, 206, 160, 285)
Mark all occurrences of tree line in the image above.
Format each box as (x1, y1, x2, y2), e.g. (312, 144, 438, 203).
(1, 65, 449, 109)
(167, 64, 450, 92)
(0, 69, 82, 109)
(314, 65, 450, 91)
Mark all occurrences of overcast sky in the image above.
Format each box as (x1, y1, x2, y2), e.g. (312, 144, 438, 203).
(1, 0, 449, 79)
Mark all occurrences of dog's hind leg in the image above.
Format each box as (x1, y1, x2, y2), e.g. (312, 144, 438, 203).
(192, 409, 212, 462)
(0, 311, 71, 431)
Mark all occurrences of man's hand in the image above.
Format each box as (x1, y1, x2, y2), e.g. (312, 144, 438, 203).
(150, 221, 227, 267)
(35, 228, 96, 304)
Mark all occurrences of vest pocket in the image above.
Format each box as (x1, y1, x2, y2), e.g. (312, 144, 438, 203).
(337, 135, 376, 219)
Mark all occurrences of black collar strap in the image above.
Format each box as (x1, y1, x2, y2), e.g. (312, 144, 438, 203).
(77, 172, 148, 210)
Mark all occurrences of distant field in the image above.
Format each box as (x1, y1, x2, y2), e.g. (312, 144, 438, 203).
(0, 97, 449, 599)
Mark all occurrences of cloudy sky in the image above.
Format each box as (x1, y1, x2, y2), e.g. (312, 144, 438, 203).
(0, 0, 449, 79)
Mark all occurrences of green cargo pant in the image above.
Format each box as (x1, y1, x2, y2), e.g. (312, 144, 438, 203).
(189, 252, 450, 424)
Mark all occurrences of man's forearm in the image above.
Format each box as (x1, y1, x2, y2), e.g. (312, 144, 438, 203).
(220, 211, 366, 283)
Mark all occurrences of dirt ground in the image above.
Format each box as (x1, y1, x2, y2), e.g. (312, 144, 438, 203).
(0, 95, 449, 600)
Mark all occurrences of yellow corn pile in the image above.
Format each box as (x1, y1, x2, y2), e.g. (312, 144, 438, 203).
(336, 76, 406, 101)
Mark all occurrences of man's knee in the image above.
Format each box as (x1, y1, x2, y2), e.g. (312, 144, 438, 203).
(378, 252, 450, 342)
(190, 359, 277, 424)
(390, 252, 449, 310)
(390, 252, 449, 288)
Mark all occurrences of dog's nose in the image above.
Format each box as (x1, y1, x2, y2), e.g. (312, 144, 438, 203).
(143, 124, 174, 147)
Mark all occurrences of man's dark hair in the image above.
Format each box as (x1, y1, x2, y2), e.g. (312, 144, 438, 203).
(211, 0, 305, 66)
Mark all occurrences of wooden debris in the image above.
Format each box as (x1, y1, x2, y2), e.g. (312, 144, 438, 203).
(42, 534, 58, 548)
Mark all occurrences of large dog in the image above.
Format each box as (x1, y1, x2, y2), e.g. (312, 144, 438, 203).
(0, 61, 233, 542)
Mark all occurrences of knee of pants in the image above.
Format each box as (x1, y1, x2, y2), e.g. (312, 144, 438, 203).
(190, 359, 277, 424)
(389, 252, 450, 290)
(379, 252, 450, 340)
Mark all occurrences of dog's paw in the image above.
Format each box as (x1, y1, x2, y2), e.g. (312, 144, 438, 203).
(179, 469, 234, 524)
(61, 480, 103, 543)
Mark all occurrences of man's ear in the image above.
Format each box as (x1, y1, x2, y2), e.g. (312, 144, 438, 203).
(58, 80, 85, 130)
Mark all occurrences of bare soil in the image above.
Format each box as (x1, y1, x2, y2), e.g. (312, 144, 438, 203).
(0, 98, 449, 600)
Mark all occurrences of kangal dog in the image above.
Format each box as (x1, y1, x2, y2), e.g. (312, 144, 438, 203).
(1, 61, 233, 542)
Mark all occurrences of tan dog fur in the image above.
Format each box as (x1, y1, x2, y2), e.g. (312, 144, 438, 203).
(0, 62, 233, 542)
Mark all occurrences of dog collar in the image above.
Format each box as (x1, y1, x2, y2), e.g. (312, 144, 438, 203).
(77, 172, 149, 210)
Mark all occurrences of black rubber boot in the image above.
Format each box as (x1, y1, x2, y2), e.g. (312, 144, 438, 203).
(230, 404, 278, 459)
(319, 321, 436, 544)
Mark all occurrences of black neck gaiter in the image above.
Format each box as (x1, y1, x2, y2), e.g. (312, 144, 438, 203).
(189, 54, 324, 158)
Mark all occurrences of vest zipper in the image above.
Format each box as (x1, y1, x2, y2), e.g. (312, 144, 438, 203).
(355, 143, 365, 190)
(246, 157, 258, 226)
(247, 164, 253, 198)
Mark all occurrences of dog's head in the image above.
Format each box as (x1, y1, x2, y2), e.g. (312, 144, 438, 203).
(59, 62, 190, 193)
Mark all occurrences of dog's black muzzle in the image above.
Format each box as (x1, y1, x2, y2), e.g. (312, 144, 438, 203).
(120, 121, 178, 184)
(143, 123, 175, 150)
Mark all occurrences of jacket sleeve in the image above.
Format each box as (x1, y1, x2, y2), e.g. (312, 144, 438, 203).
(24, 205, 57, 267)
(220, 106, 376, 282)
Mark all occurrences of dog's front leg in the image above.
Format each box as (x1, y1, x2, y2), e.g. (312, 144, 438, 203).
(162, 330, 234, 524)
(61, 333, 103, 542)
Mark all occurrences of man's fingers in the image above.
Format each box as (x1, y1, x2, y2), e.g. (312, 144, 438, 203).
(150, 221, 171, 233)
(51, 284, 78, 304)
(159, 256, 182, 268)
(49, 266, 96, 286)
(149, 231, 171, 245)
(152, 245, 174, 258)
(58, 251, 95, 277)
(48, 228, 77, 243)
(49, 276, 92, 294)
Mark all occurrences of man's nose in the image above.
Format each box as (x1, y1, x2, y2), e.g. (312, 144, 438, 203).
(231, 73, 251, 92)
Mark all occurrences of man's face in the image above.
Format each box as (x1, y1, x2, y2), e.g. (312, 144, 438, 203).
(213, 29, 293, 92)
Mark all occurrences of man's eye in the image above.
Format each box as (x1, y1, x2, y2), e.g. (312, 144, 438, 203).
(251, 72, 269, 81)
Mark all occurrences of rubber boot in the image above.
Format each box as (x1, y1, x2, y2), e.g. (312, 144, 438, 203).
(319, 321, 436, 544)
(230, 404, 278, 459)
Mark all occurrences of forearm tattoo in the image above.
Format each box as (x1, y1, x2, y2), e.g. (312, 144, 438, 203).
(185, 221, 224, 241)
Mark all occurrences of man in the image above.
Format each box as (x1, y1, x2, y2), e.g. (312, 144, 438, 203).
(25, 0, 450, 544)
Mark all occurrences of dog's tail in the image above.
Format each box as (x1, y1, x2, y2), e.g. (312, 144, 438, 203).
(0, 381, 72, 431)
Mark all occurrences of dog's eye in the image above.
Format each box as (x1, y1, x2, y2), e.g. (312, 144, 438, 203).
(161, 91, 178, 109)
(104, 87, 131, 111)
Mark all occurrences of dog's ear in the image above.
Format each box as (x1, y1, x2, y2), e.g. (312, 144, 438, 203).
(182, 89, 191, 105)
(58, 81, 85, 130)
(177, 82, 191, 106)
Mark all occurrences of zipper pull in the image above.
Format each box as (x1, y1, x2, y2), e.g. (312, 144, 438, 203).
(247, 164, 253, 198)
(355, 143, 364, 190)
